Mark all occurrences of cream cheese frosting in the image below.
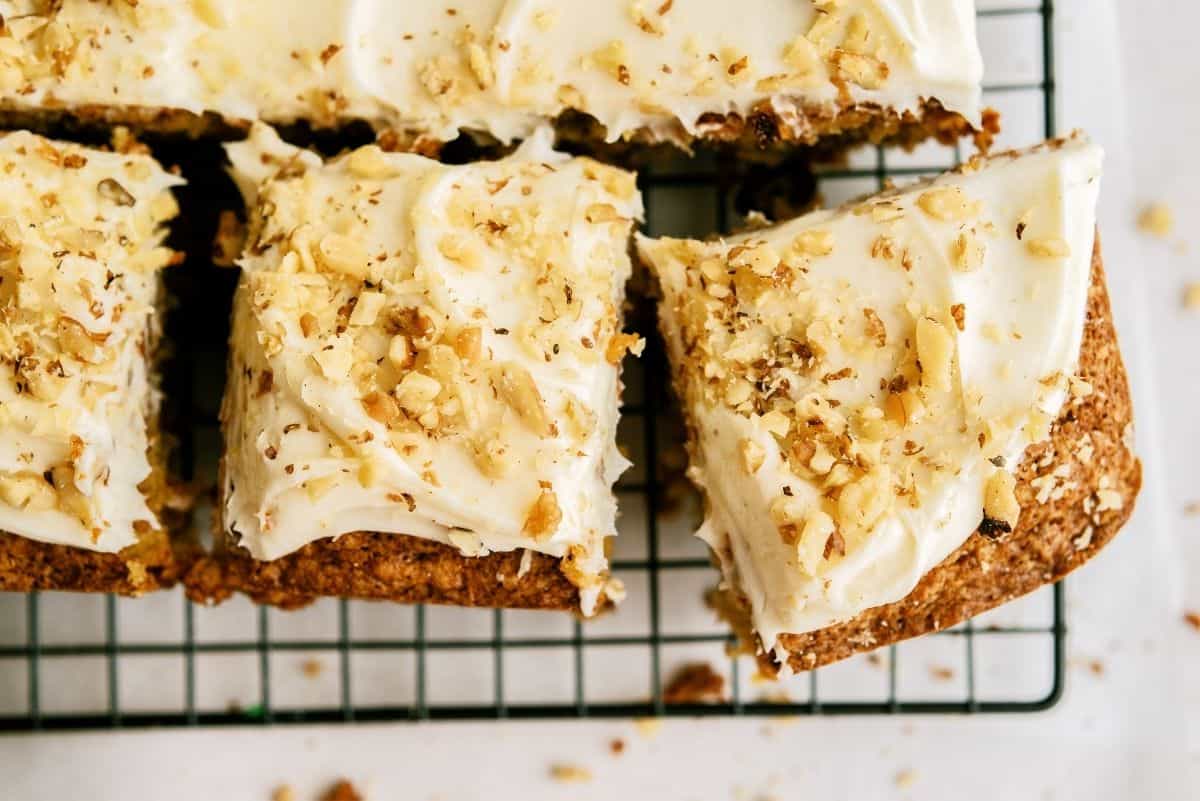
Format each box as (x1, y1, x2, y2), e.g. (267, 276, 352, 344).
(0, 131, 181, 552)
(638, 135, 1103, 658)
(0, 0, 982, 143)
(224, 123, 642, 614)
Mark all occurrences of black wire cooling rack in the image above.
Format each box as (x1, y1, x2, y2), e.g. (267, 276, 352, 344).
(0, 2, 1064, 730)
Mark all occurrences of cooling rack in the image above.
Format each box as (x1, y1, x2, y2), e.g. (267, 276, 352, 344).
(0, 1, 1064, 730)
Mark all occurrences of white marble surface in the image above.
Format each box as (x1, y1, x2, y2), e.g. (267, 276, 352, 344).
(4, 0, 1198, 798)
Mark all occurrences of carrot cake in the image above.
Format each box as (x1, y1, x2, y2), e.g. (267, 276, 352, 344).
(0, 0, 984, 150)
(0, 130, 185, 594)
(186, 123, 641, 612)
(638, 134, 1141, 671)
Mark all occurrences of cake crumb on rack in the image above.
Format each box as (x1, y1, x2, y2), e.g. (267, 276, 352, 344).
(300, 658, 324, 679)
(549, 764, 593, 783)
(663, 662, 726, 704)
(1137, 203, 1174, 237)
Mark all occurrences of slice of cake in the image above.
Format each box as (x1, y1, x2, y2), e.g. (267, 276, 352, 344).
(0, 130, 185, 594)
(187, 123, 641, 612)
(638, 134, 1141, 671)
(0, 0, 985, 151)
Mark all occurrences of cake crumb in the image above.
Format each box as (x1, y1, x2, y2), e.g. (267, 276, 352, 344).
(894, 769, 918, 789)
(928, 664, 954, 682)
(1137, 203, 1174, 238)
(663, 662, 726, 704)
(549, 764, 593, 783)
(1184, 611, 1200, 631)
(1184, 501, 1200, 517)
(270, 785, 296, 801)
(609, 738, 626, 756)
(301, 658, 324, 679)
(1088, 659, 1105, 677)
(1183, 283, 1200, 310)
(633, 716, 663, 739)
(319, 780, 363, 801)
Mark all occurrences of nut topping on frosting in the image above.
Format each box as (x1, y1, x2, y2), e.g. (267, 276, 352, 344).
(0, 1, 982, 145)
(0, 131, 181, 552)
(223, 124, 641, 615)
(638, 134, 1104, 655)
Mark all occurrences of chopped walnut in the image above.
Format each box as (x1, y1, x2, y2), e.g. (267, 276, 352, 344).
(829, 48, 889, 89)
(739, 438, 766, 474)
(0, 473, 56, 512)
(951, 230, 986, 271)
(521, 488, 562, 539)
(605, 332, 644, 364)
(1026, 237, 1071, 259)
(982, 469, 1020, 534)
(493, 363, 553, 437)
(917, 186, 982, 222)
(915, 316, 953, 392)
(315, 233, 369, 279)
(591, 40, 631, 85)
(862, 308, 887, 346)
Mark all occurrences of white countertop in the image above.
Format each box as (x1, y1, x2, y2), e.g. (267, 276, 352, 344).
(4, 1, 1198, 798)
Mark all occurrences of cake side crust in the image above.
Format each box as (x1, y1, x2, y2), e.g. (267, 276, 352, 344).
(184, 530, 583, 612)
(0, 528, 183, 595)
(1, 97, 988, 158)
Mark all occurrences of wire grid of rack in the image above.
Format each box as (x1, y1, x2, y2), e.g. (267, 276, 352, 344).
(0, 2, 1063, 730)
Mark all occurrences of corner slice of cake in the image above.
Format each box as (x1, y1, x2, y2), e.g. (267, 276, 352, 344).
(638, 134, 1141, 672)
(0, 0, 986, 152)
(0, 130, 185, 594)
(189, 123, 641, 613)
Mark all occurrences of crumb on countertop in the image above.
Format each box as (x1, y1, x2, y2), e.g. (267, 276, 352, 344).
(1137, 203, 1174, 238)
(633, 717, 663, 739)
(609, 738, 626, 756)
(663, 662, 726, 704)
(1185, 611, 1200, 632)
(1183, 283, 1200, 310)
(894, 769, 918, 789)
(928, 664, 955, 682)
(270, 785, 295, 801)
(1184, 501, 1200, 516)
(549, 764, 593, 784)
(319, 779, 364, 801)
